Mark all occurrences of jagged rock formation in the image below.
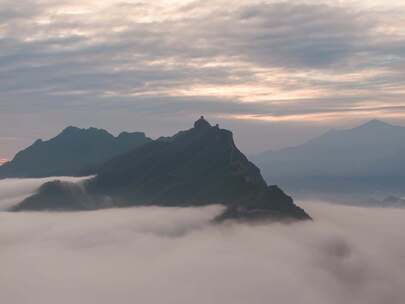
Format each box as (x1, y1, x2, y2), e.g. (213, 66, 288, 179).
(13, 117, 311, 221)
(0, 126, 152, 178)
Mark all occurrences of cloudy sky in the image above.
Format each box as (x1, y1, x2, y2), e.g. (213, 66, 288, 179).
(1, 0, 405, 159)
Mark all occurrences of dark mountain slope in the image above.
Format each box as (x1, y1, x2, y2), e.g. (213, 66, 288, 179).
(0, 126, 151, 178)
(13, 117, 310, 222)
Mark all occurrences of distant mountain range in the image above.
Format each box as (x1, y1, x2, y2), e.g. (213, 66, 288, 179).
(12, 117, 311, 222)
(253, 119, 405, 200)
(0, 127, 152, 178)
(364, 196, 405, 208)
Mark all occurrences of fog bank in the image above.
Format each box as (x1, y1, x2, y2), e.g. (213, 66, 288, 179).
(0, 177, 91, 211)
(1, 179, 404, 304)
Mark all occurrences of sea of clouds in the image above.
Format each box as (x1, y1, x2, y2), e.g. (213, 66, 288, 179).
(1, 178, 405, 304)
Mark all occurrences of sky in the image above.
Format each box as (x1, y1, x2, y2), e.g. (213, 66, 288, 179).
(1, 177, 405, 304)
(1, 0, 405, 158)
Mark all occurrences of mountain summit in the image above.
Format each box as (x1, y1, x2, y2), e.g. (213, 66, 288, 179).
(194, 115, 211, 129)
(0, 126, 152, 178)
(13, 118, 310, 222)
(356, 119, 392, 129)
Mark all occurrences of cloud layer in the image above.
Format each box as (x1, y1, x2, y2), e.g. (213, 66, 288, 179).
(1, 178, 405, 304)
(1, 0, 405, 157)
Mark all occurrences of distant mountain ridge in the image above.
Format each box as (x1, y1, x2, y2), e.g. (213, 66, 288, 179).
(365, 196, 405, 208)
(13, 117, 311, 222)
(253, 119, 405, 199)
(0, 126, 152, 178)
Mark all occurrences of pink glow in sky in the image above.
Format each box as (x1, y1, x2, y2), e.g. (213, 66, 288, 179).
(0, 0, 404, 157)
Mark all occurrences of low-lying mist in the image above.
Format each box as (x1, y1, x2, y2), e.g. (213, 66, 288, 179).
(1, 179, 405, 304)
(0, 177, 91, 211)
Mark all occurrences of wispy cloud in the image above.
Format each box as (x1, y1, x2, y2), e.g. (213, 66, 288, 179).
(0, 0, 404, 155)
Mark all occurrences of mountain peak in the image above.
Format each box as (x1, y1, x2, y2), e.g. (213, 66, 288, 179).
(358, 119, 392, 129)
(59, 126, 113, 139)
(194, 116, 211, 129)
(118, 131, 147, 139)
(61, 126, 81, 134)
(0, 126, 151, 178)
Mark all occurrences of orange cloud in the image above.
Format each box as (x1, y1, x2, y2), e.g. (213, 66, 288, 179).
(222, 109, 405, 123)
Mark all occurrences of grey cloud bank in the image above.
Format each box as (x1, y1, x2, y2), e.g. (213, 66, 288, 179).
(1, 0, 405, 158)
(1, 178, 405, 304)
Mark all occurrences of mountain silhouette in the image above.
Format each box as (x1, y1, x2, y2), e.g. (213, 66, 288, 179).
(253, 119, 405, 199)
(0, 126, 151, 178)
(13, 117, 310, 222)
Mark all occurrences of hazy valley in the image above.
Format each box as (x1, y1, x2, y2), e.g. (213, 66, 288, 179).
(1, 177, 405, 304)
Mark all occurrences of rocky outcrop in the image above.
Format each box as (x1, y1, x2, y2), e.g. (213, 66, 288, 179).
(13, 117, 311, 222)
